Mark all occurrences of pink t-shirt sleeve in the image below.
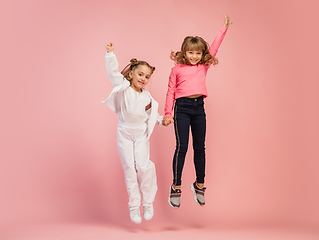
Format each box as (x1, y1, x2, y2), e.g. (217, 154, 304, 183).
(209, 26, 228, 57)
(164, 68, 177, 117)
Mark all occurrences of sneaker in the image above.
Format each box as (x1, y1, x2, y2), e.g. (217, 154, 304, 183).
(190, 182, 206, 206)
(129, 207, 142, 224)
(168, 185, 182, 208)
(143, 203, 154, 221)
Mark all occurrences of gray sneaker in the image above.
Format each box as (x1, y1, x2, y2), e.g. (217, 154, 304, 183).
(168, 185, 182, 208)
(190, 182, 206, 206)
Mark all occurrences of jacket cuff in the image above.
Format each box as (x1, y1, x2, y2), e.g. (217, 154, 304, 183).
(105, 51, 115, 56)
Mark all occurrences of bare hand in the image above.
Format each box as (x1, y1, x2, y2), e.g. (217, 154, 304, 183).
(145, 102, 151, 111)
(105, 43, 114, 53)
(224, 13, 233, 28)
(162, 117, 174, 126)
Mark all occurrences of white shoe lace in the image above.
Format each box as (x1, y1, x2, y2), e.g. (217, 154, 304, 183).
(144, 206, 151, 212)
(130, 208, 140, 216)
(143, 205, 153, 220)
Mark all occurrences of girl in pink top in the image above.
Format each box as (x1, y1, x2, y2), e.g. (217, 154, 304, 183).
(164, 14, 232, 208)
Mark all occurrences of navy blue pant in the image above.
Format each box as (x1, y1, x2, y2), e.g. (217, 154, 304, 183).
(172, 96, 206, 186)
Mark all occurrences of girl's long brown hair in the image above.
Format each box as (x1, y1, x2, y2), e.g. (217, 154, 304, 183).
(121, 58, 155, 82)
(171, 36, 218, 66)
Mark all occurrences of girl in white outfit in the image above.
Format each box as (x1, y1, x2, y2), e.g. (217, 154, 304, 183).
(103, 43, 163, 224)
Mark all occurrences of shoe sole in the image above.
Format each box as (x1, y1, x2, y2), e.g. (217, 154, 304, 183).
(144, 212, 153, 221)
(130, 217, 142, 224)
(144, 215, 153, 221)
(190, 183, 205, 206)
(168, 185, 180, 209)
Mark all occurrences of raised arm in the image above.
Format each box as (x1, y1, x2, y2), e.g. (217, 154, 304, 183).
(224, 13, 232, 28)
(105, 43, 125, 87)
(209, 13, 232, 57)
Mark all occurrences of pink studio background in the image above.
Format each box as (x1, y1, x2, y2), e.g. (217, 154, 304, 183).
(1, 0, 319, 238)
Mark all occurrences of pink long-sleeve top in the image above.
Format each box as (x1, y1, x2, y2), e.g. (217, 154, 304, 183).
(164, 26, 228, 117)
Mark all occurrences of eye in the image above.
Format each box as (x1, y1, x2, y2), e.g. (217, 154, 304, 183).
(138, 73, 142, 76)
(146, 76, 150, 79)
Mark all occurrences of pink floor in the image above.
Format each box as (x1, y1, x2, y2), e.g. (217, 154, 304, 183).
(2, 224, 319, 240)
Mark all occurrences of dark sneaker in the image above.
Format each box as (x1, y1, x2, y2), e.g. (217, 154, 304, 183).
(168, 185, 182, 208)
(190, 182, 206, 206)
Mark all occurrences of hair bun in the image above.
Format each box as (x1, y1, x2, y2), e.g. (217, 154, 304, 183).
(130, 58, 139, 66)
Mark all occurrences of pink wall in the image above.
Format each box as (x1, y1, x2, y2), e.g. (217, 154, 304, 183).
(1, 0, 318, 230)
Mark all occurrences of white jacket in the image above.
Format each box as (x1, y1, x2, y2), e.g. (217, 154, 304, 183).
(102, 52, 163, 138)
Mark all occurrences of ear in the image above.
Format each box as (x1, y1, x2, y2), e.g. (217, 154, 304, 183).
(129, 70, 133, 79)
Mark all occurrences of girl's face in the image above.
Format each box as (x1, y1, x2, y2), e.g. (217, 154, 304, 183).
(185, 50, 203, 65)
(129, 65, 152, 93)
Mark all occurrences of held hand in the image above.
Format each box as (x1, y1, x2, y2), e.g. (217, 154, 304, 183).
(162, 119, 167, 126)
(105, 42, 114, 53)
(224, 13, 233, 28)
(162, 117, 174, 126)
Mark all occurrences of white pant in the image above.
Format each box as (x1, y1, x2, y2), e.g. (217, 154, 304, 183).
(117, 121, 157, 209)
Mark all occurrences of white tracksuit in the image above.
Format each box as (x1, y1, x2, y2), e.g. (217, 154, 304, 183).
(102, 52, 163, 209)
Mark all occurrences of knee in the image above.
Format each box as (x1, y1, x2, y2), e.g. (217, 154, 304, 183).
(193, 143, 205, 153)
(176, 144, 188, 155)
(135, 160, 155, 173)
(122, 163, 136, 175)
